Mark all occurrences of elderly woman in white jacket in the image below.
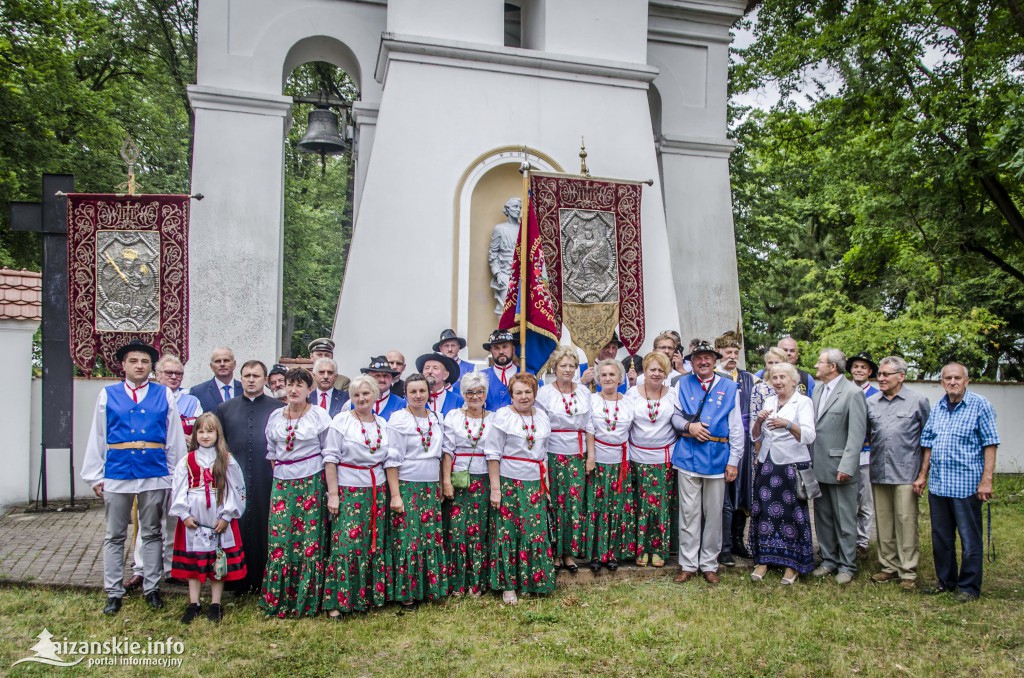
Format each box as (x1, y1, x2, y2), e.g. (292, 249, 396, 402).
(748, 362, 817, 585)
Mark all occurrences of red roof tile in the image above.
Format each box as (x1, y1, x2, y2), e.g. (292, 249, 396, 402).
(0, 269, 42, 321)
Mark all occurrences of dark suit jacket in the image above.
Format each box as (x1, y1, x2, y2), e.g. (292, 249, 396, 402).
(192, 377, 243, 415)
(308, 387, 349, 418)
(811, 376, 867, 484)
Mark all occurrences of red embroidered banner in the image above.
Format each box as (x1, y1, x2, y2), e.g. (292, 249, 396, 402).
(529, 173, 646, 355)
(67, 194, 190, 376)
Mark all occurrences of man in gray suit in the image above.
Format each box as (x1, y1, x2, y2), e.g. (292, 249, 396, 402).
(810, 348, 867, 584)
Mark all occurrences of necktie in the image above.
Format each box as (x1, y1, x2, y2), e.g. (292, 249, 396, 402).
(320, 392, 328, 409)
(700, 377, 712, 392)
(430, 391, 443, 411)
(127, 382, 146, 403)
(497, 365, 512, 386)
(375, 396, 387, 414)
(818, 384, 831, 417)
(222, 384, 231, 401)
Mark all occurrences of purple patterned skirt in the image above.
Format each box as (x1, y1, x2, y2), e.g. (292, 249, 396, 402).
(748, 456, 815, 573)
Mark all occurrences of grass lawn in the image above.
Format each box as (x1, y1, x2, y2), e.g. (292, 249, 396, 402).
(2, 476, 1023, 676)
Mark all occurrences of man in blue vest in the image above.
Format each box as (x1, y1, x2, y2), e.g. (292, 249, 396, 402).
(670, 340, 743, 585)
(418, 351, 465, 416)
(126, 354, 202, 590)
(433, 329, 474, 392)
(483, 329, 518, 411)
(848, 351, 880, 556)
(81, 339, 187, 615)
(357, 356, 406, 420)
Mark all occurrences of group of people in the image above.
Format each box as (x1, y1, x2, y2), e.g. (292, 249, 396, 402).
(81, 325, 1000, 623)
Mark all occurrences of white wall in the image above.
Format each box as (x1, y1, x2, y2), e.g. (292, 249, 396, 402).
(0, 320, 39, 506)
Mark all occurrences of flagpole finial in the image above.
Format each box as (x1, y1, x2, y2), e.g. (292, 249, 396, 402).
(519, 160, 532, 175)
(579, 137, 590, 177)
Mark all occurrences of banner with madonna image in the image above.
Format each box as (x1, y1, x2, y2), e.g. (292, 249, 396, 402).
(67, 194, 190, 376)
(529, 172, 646, 365)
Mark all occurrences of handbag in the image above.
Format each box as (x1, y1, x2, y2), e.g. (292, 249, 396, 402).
(213, 532, 228, 580)
(451, 457, 471, 490)
(795, 467, 821, 501)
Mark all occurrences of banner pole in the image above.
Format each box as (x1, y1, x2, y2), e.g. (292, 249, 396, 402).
(518, 161, 530, 372)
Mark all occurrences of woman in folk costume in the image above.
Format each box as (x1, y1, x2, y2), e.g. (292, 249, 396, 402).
(535, 345, 594, 574)
(625, 351, 680, 568)
(170, 413, 247, 624)
(384, 373, 448, 610)
(259, 368, 332, 618)
(484, 372, 555, 605)
(585, 359, 638, 573)
(441, 371, 492, 595)
(321, 375, 389, 617)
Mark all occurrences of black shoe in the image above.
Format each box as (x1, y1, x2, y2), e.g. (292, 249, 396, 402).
(588, 559, 601, 574)
(207, 603, 223, 623)
(145, 591, 165, 610)
(564, 560, 579, 575)
(399, 600, 420, 614)
(181, 603, 202, 624)
(606, 558, 618, 572)
(732, 544, 752, 559)
(103, 597, 122, 615)
(955, 592, 978, 604)
(718, 551, 736, 567)
(922, 584, 950, 595)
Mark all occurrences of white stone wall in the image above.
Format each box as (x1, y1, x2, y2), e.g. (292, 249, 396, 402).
(0, 320, 39, 506)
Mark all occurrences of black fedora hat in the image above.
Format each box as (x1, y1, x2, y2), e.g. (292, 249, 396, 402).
(415, 352, 460, 386)
(483, 329, 517, 351)
(360, 355, 400, 376)
(846, 352, 878, 378)
(432, 328, 467, 352)
(606, 331, 622, 348)
(115, 338, 159, 365)
(683, 339, 722, 362)
(269, 363, 288, 378)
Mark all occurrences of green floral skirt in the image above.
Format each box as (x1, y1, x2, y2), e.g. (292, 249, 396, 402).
(445, 474, 491, 595)
(585, 462, 636, 562)
(259, 472, 326, 618)
(385, 480, 448, 603)
(632, 462, 676, 560)
(548, 454, 588, 558)
(489, 478, 555, 595)
(323, 483, 387, 613)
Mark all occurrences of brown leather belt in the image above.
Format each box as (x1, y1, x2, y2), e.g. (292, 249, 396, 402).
(681, 434, 729, 444)
(107, 442, 164, 450)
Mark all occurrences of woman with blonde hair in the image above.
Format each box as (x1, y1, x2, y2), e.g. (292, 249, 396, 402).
(536, 345, 594, 574)
(626, 351, 679, 568)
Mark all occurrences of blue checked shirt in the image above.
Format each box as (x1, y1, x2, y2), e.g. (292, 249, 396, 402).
(920, 391, 999, 498)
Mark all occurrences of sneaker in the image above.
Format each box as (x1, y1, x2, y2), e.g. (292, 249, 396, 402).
(834, 572, 854, 585)
(955, 591, 978, 603)
(718, 551, 736, 568)
(181, 603, 202, 624)
(871, 571, 898, 583)
(207, 604, 223, 623)
(900, 579, 917, 591)
(811, 565, 835, 578)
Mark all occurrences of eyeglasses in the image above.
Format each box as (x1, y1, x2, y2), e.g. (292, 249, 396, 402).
(161, 371, 184, 377)
(464, 389, 486, 397)
(877, 371, 904, 377)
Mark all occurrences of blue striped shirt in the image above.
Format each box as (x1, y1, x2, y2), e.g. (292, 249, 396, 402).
(920, 391, 999, 498)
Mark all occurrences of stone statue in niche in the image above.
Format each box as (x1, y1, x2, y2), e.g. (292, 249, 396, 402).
(488, 197, 521, 315)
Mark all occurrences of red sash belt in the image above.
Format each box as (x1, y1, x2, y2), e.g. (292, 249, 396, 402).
(551, 429, 585, 458)
(337, 462, 383, 553)
(594, 437, 629, 492)
(503, 456, 548, 495)
(631, 440, 674, 467)
(454, 451, 485, 472)
(276, 452, 321, 466)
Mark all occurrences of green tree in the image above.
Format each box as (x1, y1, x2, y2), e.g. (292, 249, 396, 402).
(732, 0, 1024, 378)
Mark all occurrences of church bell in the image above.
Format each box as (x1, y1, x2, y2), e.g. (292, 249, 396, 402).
(297, 107, 347, 156)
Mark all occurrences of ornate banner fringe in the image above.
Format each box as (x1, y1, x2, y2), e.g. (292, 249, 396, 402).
(67, 194, 190, 376)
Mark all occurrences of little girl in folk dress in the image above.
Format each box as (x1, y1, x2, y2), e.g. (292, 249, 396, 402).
(170, 413, 248, 623)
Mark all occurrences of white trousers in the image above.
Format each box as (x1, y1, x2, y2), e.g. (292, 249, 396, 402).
(676, 473, 725, 573)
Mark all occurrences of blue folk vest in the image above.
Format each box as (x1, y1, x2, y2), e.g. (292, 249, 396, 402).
(671, 375, 738, 475)
(105, 383, 170, 480)
(484, 368, 513, 412)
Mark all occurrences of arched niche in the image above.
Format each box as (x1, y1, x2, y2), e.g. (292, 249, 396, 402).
(453, 147, 563, 361)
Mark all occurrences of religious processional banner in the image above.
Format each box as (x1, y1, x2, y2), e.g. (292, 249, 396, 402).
(498, 186, 560, 374)
(67, 194, 190, 375)
(530, 172, 645, 357)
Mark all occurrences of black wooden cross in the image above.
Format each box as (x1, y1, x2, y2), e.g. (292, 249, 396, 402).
(9, 174, 75, 509)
